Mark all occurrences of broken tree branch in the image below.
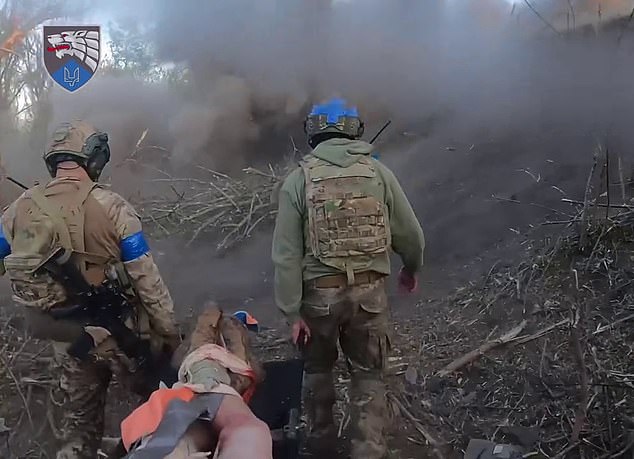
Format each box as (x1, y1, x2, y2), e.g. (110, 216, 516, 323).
(570, 310, 589, 444)
(387, 393, 446, 459)
(437, 320, 527, 377)
(580, 146, 601, 250)
(592, 313, 634, 335)
(523, 0, 563, 37)
(512, 318, 571, 345)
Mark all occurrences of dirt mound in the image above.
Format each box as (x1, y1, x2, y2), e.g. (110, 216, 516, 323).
(387, 199, 634, 457)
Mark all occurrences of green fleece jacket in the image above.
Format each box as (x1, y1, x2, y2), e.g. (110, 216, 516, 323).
(271, 138, 425, 322)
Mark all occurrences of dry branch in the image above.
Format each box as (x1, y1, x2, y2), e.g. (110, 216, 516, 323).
(437, 320, 527, 377)
(387, 393, 446, 459)
(136, 164, 285, 250)
(570, 313, 589, 444)
(580, 146, 600, 249)
(512, 318, 571, 345)
(593, 314, 634, 335)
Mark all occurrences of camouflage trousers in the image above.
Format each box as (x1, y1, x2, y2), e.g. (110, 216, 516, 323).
(51, 336, 138, 459)
(301, 276, 392, 459)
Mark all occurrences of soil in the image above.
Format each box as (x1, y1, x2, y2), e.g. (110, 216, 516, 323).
(1, 122, 633, 458)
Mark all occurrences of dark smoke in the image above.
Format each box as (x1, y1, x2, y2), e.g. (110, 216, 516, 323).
(3, 0, 634, 317)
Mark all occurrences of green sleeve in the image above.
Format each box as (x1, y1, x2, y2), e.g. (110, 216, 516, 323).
(379, 163, 425, 274)
(271, 169, 305, 323)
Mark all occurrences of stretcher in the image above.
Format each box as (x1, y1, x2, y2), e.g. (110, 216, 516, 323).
(249, 358, 304, 459)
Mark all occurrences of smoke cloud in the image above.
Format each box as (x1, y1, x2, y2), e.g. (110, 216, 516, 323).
(3, 0, 634, 310)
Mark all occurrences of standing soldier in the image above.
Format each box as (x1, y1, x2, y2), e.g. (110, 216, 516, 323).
(0, 120, 180, 459)
(271, 98, 425, 458)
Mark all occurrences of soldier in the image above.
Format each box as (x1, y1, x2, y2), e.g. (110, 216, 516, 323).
(0, 120, 180, 459)
(271, 98, 425, 458)
(119, 305, 271, 459)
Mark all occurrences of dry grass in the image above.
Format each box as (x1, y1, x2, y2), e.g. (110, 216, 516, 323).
(0, 305, 57, 458)
(388, 198, 634, 457)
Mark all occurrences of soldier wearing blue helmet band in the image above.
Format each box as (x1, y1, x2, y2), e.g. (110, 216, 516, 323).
(272, 98, 425, 458)
(0, 120, 179, 459)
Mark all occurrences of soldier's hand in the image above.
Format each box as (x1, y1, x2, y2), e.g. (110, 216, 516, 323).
(398, 267, 418, 293)
(291, 319, 311, 347)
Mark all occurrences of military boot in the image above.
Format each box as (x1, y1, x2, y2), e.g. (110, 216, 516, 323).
(349, 373, 388, 459)
(303, 372, 337, 455)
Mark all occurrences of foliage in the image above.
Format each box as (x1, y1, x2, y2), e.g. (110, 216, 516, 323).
(105, 18, 190, 87)
(0, 0, 86, 129)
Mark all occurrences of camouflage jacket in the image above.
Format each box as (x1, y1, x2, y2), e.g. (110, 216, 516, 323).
(0, 176, 177, 342)
(272, 138, 425, 322)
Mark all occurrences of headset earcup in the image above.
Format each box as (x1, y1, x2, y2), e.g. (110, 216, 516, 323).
(87, 150, 108, 180)
(84, 134, 110, 180)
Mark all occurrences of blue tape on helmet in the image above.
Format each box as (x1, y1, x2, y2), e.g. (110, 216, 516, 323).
(310, 98, 359, 124)
(0, 226, 10, 259)
(120, 231, 150, 262)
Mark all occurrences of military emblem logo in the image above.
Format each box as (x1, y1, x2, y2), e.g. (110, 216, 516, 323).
(43, 26, 100, 92)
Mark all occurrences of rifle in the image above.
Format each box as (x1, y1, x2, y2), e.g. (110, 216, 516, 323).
(369, 119, 392, 144)
(5, 176, 28, 190)
(41, 249, 177, 397)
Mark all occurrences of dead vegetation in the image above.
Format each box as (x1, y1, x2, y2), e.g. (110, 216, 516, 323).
(134, 164, 284, 251)
(0, 306, 57, 458)
(387, 156, 634, 458)
(2, 138, 633, 459)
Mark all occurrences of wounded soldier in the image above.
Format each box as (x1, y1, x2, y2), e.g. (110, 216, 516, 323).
(116, 304, 273, 459)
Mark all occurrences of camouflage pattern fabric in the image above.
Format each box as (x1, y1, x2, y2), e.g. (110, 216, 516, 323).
(0, 177, 178, 458)
(1, 178, 178, 347)
(90, 185, 178, 348)
(45, 120, 100, 162)
(52, 337, 138, 459)
(301, 153, 390, 283)
(272, 138, 425, 324)
(301, 277, 391, 459)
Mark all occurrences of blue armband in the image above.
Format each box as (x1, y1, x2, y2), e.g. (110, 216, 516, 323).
(0, 226, 10, 259)
(120, 231, 150, 262)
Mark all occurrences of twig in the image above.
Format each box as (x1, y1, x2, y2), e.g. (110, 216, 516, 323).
(566, 0, 576, 31)
(552, 441, 581, 459)
(387, 393, 446, 459)
(562, 199, 632, 210)
(580, 146, 601, 250)
(337, 411, 350, 438)
(570, 311, 589, 444)
(616, 7, 634, 46)
(0, 354, 33, 427)
(523, 0, 562, 37)
(437, 320, 527, 377)
(605, 144, 611, 220)
(512, 318, 571, 345)
(592, 313, 634, 335)
(617, 154, 626, 203)
(0, 46, 21, 58)
(597, 436, 634, 459)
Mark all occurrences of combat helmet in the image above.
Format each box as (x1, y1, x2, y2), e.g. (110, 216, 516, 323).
(304, 97, 364, 148)
(43, 120, 110, 181)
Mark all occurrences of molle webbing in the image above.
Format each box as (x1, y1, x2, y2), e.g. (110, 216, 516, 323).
(302, 156, 390, 284)
(28, 181, 117, 282)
